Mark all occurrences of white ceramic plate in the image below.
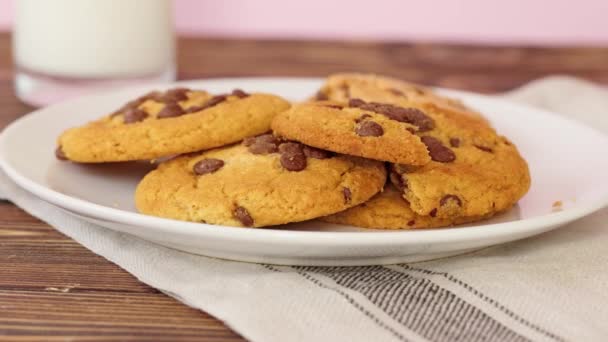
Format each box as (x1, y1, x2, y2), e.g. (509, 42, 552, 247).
(1, 78, 608, 266)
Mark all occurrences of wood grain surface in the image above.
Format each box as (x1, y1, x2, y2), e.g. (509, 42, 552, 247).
(1, 32, 607, 341)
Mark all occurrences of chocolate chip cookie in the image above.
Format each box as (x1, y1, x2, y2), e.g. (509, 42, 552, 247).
(389, 133, 530, 219)
(315, 73, 485, 121)
(135, 134, 386, 227)
(57, 88, 290, 162)
(323, 184, 495, 229)
(271, 101, 433, 165)
(314, 73, 531, 219)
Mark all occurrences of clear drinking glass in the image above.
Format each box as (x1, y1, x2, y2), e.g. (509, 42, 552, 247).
(13, 0, 176, 107)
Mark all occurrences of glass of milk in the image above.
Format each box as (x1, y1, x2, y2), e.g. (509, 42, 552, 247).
(13, 0, 175, 107)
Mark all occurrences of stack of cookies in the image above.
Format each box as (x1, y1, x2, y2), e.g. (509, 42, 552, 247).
(56, 73, 530, 229)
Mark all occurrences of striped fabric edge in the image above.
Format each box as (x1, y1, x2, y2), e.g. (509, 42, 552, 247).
(265, 265, 563, 342)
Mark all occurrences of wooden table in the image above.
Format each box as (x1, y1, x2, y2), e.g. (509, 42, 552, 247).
(1, 32, 607, 341)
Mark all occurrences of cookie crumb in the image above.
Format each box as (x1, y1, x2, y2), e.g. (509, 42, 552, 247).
(552, 200, 563, 212)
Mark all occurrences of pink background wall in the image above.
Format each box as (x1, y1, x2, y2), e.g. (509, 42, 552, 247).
(1, 0, 607, 45)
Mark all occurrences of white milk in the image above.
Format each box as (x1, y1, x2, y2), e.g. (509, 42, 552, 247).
(14, 0, 175, 78)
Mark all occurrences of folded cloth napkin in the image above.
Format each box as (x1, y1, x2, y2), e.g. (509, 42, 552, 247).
(1, 76, 607, 342)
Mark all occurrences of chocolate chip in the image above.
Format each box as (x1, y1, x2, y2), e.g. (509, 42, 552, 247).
(231, 89, 249, 98)
(315, 91, 329, 101)
(113, 92, 157, 115)
(242, 136, 257, 146)
(474, 145, 493, 153)
(55, 146, 68, 161)
(147, 91, 165, 102)
(407, 220, 415, 226)
(348, 98, 366, 107)
(193, 158, 225, 175)
(406, 127, 416, 134)
(123, 108, 148, 123)
(247, 134, 280, 154)
(390, 171, 407, 191)
(355, 114, 372, 123)
(440, 194, 462, 207)
(256, 134, 279, 144)
(429, 208, 438, 217)
(386, 107, 434, 132)
(324, 104, 344, 109)
(349, 99, 435, 131)
(278, 142, 307, 171)
(449, 138, 461, 147)
(278, 142, 303, 154)
(343, 187, 352, 204)
(233, 206, 254, 227)
(303, 146, 332, 159)
(421, 136, 456, 163)
(161, 88, 190, 102)
(356, 121, 384, 137)
(157, 102, 185, 119)
(184, 93, 230, 114)
(280, 149, 307, 172)
(201, 95, 227, 110)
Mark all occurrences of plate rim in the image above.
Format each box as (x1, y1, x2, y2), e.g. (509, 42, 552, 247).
(2, 76, 608, 246)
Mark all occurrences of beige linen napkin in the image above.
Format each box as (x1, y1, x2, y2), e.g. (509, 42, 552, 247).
(1, 76, 607, 342)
